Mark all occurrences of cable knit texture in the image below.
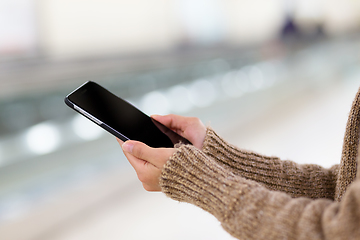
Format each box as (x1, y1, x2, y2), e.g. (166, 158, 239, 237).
(335, 86, 360, 201)
(159, 87, 360, 240)
(202, 128, 339, 200)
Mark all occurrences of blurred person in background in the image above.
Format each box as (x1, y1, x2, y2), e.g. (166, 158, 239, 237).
(118, 86, 360, 240)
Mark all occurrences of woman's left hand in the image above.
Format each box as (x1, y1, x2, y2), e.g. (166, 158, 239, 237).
(117, 139, 176, 191)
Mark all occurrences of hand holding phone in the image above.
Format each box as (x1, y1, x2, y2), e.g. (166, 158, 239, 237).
(150, 114, 206, 150)
(65, 81, 191, 148)
(117, 113, 207, 192)
(119, 138, 177, 191)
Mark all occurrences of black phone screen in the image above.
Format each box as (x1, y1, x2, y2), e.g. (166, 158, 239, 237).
(65, 81, 190, 148)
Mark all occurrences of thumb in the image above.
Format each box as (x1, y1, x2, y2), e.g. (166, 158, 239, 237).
(122, 140, 175, 168)
(151, 114, 187, 132)
(122, 140, 146, 159)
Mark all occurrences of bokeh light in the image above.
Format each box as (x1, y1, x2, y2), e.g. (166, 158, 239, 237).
(140, 91, 171, 115)
(72, 114, 104, 141)
(166, 85, 193, 113)
(25, 122, 61, 155)
(189, 79, 217, 108)
(221, 71, 243, 98)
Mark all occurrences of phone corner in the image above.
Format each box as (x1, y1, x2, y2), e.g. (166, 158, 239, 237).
(64, 97, 73, 108)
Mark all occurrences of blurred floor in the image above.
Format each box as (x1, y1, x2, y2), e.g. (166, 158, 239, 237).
(1, 76, 359, 240)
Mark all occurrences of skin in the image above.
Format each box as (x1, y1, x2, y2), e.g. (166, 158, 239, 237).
(117, 114, 206, 191)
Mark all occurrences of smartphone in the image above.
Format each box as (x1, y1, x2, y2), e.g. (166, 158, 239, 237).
(64, 81, 191, 148)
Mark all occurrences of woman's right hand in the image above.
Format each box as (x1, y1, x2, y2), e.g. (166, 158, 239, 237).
(151, 114, 206, 149)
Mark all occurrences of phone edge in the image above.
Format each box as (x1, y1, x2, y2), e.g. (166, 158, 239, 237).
(64, 88, 130, 142)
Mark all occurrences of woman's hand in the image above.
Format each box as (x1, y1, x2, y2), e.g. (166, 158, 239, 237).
(117, 138, 176, 191)
(118, 115, 206, 191)
(151, 114, 206, 149)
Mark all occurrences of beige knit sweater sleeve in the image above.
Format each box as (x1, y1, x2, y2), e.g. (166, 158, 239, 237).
(160, 145, 360, 240)
(202, 128, 339, 199)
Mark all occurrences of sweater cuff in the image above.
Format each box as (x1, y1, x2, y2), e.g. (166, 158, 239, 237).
(202, 127, 230, 155)
(200, 128, 338, 199)
(202, 127, 249, 161)
(201, 127, 280, 179)
(159, 144, 259, 221)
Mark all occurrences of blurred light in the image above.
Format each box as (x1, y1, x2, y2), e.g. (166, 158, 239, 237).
(177, 0, 225, 44)
(248, 66, 264, 90)
(140, 91, 170, 115)
(72, 115, 104, 141)
(25, 123, 61, 155)
(221, 71, 243, 98)
(235, 70, 250, 92)
(189, 79, 217, 107)
(0, 0, 37, 55)
(257, 62, 277, 87)
(166, 85, 193, 113)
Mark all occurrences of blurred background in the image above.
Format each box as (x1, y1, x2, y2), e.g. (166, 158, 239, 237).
(0, 0, 360, 239)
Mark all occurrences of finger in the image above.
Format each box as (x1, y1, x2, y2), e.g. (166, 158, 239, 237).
(123, 150, 158, 175)
(123, 150, 149, 171)
(123, 151, 161, 191)
(142, 183, 161, 192)
(152, 115, 205, 149)
(151, 114, 189, 132)
(122, 140, 175, 168)
(116, 138, 124, 145)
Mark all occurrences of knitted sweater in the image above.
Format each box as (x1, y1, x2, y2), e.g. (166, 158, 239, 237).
(159, 88, 360, 240)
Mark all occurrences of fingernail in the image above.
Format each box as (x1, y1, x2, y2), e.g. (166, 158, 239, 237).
(122, 142, 134, 153)
(150, 114, 160, 119)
